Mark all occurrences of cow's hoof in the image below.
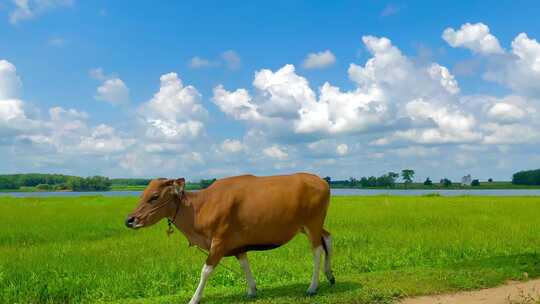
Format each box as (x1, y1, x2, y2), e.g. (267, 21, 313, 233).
(306, 289, 317, 296)
(246, 290, 257, 299)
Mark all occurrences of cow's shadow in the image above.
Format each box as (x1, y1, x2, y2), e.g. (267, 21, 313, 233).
(205, 280, 360, 303)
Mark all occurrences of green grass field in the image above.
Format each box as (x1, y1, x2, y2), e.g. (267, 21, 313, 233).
(1, 195, 540, 304)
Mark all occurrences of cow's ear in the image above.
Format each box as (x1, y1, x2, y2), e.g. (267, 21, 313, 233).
(173, 178, 185, 195)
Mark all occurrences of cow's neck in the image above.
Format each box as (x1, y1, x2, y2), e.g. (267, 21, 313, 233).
(171, 190, 211, 250)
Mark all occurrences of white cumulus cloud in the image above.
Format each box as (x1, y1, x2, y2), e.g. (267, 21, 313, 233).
(442, 22, 504, 55)
(95, 78, 130, 105)
(444, 24, 540, 99)
(485, 33, 540, 97)
(302, 50, 336, 69)
(0, 60, 39, 135)
(487, 102, 526, 124)
(9, 0, 73, 24)
(0, 60, 22, 100)
(220, 139, 245, 153)
(90, 68, 130, 105)
(138, 72, 207, 141)
(214, 36, 465, 144)
(263, 145, 288, 160)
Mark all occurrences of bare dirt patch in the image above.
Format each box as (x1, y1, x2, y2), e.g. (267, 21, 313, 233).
(401, 279, 540, 304)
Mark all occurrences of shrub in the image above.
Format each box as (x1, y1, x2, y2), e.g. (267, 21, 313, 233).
(54, 183, 69, 191)
(471, 179, 480, 186)
(35, 184, 51, 191)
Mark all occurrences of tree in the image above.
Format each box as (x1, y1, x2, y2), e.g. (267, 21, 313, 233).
(388, 172, 399, 181)
(424, 177, 433, 186)
(401, 169, 415, 188)
(0, 176, 17, 189)
(110, 178, 151, 186)
(471, 179, 480, 186)
(200, 178, 217, 189)
(441, 178, 452, 187)
(85, 176, 112, 191)
(367, 176, 377, 187)
(323, 176, 331, 184)
(512, 169, 540, 185)
(348, 177, 359, 187)
(376, 174, 395, 187)
(488, 178, 493, 183)
(360, 177, 369, 188)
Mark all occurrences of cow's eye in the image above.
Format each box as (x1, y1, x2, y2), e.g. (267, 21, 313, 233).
(148, 194, 159, 203)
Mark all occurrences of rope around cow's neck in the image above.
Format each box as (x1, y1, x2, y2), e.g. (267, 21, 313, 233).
(166, 189, 183, 236)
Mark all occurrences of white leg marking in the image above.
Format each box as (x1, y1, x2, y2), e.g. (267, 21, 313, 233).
(238, 254, 257, 297)
(323, 235, 335, 284)
(189, 264, 214, 304)
(307, 245, 323, 295)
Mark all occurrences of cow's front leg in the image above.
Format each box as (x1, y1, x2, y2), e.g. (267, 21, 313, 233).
(236, 252, 257, 298)
(188, 241, 224, 304)
(188, 263, 214, 304)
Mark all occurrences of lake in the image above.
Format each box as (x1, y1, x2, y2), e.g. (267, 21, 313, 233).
(2, 188, 540, 197)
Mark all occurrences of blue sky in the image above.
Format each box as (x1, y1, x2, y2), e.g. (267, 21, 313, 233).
(1, 1, 540, 181)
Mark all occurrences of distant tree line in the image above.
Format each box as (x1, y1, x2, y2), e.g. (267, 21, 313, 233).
(4, 168, 537, 192)
(324, 170, 413, 188)
(358, 172, 400, 188)
(324, 169, 493, 189)
(0, 173, 72, 189)
(0, 174, 111, 191)
(512, 169, 540, 185)
(110, 178, 152, 186)
(66, 176, 112, 191)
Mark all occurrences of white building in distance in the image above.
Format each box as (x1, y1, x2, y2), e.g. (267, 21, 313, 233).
(461, 174, 472, 186)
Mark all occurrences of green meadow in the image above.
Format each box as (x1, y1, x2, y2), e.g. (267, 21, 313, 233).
(1, 195, 540, 304)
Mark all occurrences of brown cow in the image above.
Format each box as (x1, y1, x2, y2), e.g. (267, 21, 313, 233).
(125, 173, 334, 304)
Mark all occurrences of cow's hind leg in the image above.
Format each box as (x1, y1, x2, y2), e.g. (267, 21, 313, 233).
(303, 225, 324, 296)
(321, 229, 335, 285)
(236, 252, 257, 298)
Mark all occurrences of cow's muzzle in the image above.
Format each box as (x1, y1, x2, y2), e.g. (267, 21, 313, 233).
(125, 216, 136, 228)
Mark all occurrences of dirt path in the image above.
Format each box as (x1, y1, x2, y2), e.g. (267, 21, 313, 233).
(400, 279, 540, 304)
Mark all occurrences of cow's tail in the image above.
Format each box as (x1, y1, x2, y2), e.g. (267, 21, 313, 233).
(321, 229, 335, 285)
(321, 236, 329, 256)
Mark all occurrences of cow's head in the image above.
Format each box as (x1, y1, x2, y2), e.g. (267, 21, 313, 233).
(125, 178, 185, 229)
